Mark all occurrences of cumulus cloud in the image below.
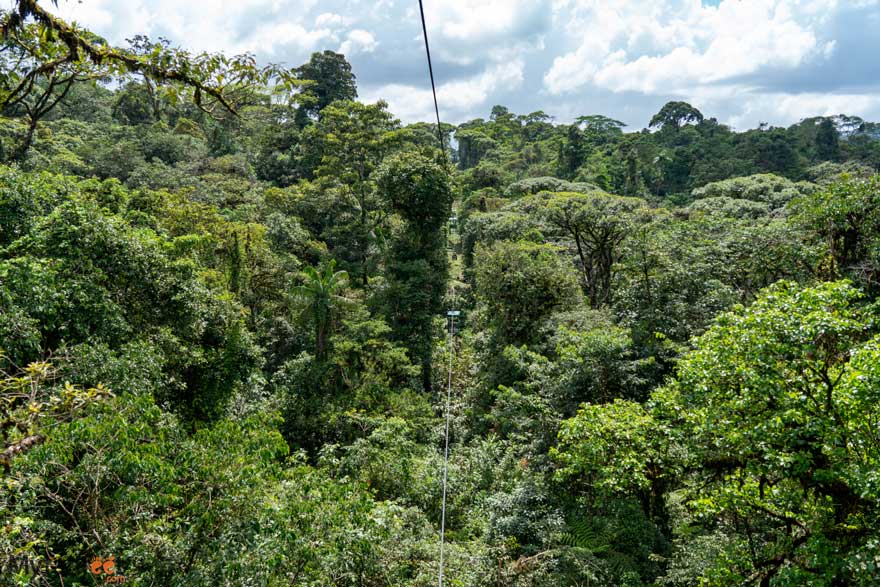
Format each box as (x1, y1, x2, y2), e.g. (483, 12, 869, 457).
(439, 60, 525, 110)
(727, 92, 880, 130)
(339, 29, 378, 56)
(315, 12, 347, 28)
(425, 0, 549, 43)
(51, 0, 325, 57)
(544, 1, 823, 95)
(242, 22, 336, 57)
(362, 59, 525, 123)
(26, 0, 880, 127)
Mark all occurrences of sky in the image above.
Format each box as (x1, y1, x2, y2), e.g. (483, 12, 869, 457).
(24, 0, 880, 130)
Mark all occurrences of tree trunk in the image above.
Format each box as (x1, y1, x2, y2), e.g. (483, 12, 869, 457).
(15, 117, 38, 161)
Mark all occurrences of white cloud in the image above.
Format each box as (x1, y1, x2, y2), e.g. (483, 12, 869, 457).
(360, 84, 434, 122)
(544, 0, 823, 95)
(339, 29, 378, 56)
(420, 0, 550, 68)
(20, 0, 880, 128)
(315, 12, 346, 28)
(439, 60, 524, 110)
(243, 23, 336, 57)
(726, 92, 880, 129)
(542, 38, 605, 95)
(49, 0, 323, 56)
(363, 60, 525, 123)
(425, 0, 545, 42)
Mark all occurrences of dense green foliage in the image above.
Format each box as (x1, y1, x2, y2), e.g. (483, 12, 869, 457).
(3, 6, 880, 586)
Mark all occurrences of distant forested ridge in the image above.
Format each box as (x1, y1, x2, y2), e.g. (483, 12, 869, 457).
(3, 5, 880, 586)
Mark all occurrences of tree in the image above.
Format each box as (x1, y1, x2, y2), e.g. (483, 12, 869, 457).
(815, 117, 840, 161)
(791, 173, 880, 290)
(622, 146, 642, 196)
(293, 260, 349, 362)
(0, 19, 112, 158)
(557, 281, 880, 585)
(303, 100, 400, 285)
(659, 280, 880, 584)
(558, 124, 585, 179)
(378, 151, 452, 233)
(292, 50, 357, 127)
(377, 151, 453, 390)
(691, 173, 816, 210)
(739, 126, 803, 176)
(518, 110, 554, 143)
(521, 191, 647, 308)
(454, 127, 497, 170)
(111, 36, 174, 124)
(649, 101, 704, 131)
(3, 385, 418, 586)
(250, 101, 302, 186)
(0, 2, 295, 133)
(474, 240, 580, 347)
(554, 399, 673, 532)
(112, 80, 159, 125)
(0, 361, 110, 473)
(1, 181, 259, 423)
(576, 114, 626, 146)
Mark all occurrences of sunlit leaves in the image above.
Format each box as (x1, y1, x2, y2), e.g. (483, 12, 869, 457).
(1, 360, 111, 472)
(555, 279, 880, 584)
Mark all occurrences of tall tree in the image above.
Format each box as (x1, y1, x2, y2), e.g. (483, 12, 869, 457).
(305, 99, 400, 285)
(558, 124, 585, 179)
(649, 101, 704, 131)
(815, 117, 840, 161)
(791, 173, 880, 290)
(523, 191, 646, 308)
(377, 151, 453, 391)
(556, 281, 880, 584)
(577, 114, 626, 142)
(292, 50, 357, 127)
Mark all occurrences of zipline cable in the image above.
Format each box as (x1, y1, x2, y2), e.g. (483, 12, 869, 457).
(417, 0, 445, 152)
(439, 302, 455, 587)
(416, 4, 455, 585)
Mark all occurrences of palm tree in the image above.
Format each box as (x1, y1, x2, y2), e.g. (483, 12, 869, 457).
(292, 260, 349, 362)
